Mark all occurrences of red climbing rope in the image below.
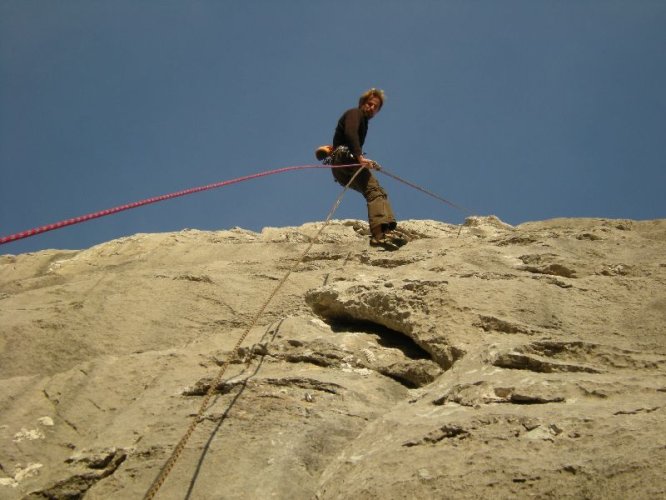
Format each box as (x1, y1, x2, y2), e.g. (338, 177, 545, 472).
(0, 163, 468, 247)
(0, 164, 355, 246)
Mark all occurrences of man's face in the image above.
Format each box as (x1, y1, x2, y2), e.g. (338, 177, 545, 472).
(361, 96, 382, 119)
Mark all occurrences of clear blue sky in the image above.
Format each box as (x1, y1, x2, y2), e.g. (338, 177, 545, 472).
(2, 1, 665, 254)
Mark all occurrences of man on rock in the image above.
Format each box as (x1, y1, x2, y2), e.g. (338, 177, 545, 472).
(316, 88, 406, 250)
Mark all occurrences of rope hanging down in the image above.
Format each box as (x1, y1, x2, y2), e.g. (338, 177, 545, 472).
(142, 167, 366, 500)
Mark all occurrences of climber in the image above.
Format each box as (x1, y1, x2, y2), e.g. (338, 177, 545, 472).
(315, 88, 406, 250)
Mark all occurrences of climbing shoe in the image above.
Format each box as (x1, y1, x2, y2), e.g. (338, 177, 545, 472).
(369, 235, 401, 251)
(384, 230, 409, 247)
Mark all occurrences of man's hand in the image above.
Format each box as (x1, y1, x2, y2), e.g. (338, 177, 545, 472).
(369, 160, 381, 171)
(358, 155, 381, 170)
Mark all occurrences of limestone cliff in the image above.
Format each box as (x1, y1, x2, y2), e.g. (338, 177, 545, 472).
(1, 217, 665, 499)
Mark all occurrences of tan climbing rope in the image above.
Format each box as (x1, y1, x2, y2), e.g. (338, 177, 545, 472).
(143, 166, 366, 500)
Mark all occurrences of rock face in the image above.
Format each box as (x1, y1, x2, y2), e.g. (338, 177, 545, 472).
(1, 217, 665, 499)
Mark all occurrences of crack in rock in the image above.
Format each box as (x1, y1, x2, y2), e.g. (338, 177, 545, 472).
(402, 425, 470, 447)
(357, 253, 427, 268)
(24, 449, 127, 499)
(492, 352, 602, 373)
(475, 315, 539, 335)
(518, 254, 578, 278)
(521, 340, 666, 370)
(183, 376, 345, 397)
(377, 360, 442, 388)
(613, 406, 661, 416)
(173, 274, 214, 283)
(433, 381, 566, 407)
(219, 323, 444, 389)
(489, 339, 666, 374)
(267, 337, 442, 388)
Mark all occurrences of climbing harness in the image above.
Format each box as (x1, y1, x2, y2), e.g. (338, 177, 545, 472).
(142, 167, 366, 500)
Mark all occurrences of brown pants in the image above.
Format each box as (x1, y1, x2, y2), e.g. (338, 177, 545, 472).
(332, 165, 396, 234)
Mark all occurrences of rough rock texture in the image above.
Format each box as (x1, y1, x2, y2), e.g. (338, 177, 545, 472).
(1, 216, 665, 499)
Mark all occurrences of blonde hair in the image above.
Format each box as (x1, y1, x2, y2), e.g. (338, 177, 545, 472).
(359, 88, 385, 109)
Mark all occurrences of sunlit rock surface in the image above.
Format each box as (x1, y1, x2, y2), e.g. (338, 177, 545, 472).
(1, 217, 665, 499)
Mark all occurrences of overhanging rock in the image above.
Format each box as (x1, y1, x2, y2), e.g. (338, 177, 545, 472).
(305, 277, 464, 369)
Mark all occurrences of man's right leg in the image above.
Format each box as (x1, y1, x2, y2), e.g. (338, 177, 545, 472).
(362, 174, 396, 236)
(331, 160, 402, 248)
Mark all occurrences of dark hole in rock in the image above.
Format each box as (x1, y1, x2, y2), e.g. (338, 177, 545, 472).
(328, 319, 432, 361)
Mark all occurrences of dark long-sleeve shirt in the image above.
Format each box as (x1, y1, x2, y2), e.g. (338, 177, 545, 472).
(333, 107, 368, 159)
